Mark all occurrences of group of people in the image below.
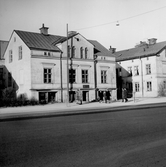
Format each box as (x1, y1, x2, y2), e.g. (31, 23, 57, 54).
(122, 87, 128, 102)
(98, 90, 111, 103)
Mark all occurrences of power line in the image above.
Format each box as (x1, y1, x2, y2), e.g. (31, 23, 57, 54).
(76, 5, 166, 31)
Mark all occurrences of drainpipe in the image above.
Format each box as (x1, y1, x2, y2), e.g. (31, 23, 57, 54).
(94, 55, 97, 100)
(60, 51, 63, 102)
(140, 57, 144, 97)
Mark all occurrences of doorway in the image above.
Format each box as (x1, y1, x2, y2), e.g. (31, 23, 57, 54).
(82, 91, 89, 102)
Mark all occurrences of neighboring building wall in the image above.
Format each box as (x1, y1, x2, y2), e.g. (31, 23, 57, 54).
(4, 32, 32, 98)
(117, 55, 159, 97)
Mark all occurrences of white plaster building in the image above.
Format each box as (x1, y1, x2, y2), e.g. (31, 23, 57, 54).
(3, 24, 116, 103)
(115, 38, 166, 98)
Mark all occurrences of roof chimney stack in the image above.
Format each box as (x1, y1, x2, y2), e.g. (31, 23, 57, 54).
(109, 46, 116, 53)
(148, 38, 157, 45)
(39, 24, 49, 35)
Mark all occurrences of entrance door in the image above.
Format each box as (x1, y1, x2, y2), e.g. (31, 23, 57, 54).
(82, 91, 89, 102)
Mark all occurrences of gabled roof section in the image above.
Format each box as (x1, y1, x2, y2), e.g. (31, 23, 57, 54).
(115, 41, 166, 61)
(15, 30, 64, 52)
(88, 40, 115, 57)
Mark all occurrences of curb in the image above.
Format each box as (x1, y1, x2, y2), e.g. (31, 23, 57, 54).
(1, 102, 166, 122)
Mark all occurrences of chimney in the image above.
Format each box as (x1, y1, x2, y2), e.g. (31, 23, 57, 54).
(109, 46, 116, 53)
(39, 24, 49, 35)
(148, 38, 157, 45)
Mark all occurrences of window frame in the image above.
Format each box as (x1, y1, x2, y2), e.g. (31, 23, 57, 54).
(80, 47, 83, 59)
(134, 66, 139, 76)
(69, 69, 76, 83)
(135, 82, 140, 92)
(147, 81, 152, 91)
(85, 47, 88, 59)
(82, 69, 88, 83)
(18, 46, 22, 60)
(101, 70, 107, 83)
(43, 68, 52, 83)
(146, 64, 151, 75)
(128, 66, 132, 76)
(9, 50, 13, 63)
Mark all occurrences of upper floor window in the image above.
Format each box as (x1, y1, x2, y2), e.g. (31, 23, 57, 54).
(44, 68, 52, 83)
(85, 47, 88, 59)
(68, 45, 70, 58)
(134, 66, 139, 75)
(80, 47, 83, 59)
(71, 46, 76, 58)
(128, 66, 132, 76)
(146, 64, 151, 74)
(147, 81, 152, 91)
(82, 69, 88, 83)
(18, 46, 22, 60)
(135, 82, 140, 92)
(101, 70, 107, 83)
(9, 50, 13, 63)
(69, 69, 76, 83)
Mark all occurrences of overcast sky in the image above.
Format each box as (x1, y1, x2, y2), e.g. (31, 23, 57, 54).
(1, 0, 166, 51)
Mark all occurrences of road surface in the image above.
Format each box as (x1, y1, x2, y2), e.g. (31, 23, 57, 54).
(1, 106, 166, 167)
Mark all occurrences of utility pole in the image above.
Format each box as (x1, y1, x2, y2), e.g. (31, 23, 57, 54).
(66, 24, 69, 105)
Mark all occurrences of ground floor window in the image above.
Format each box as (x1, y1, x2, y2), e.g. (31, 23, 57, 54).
(135, 82, 140, 92)
(39, 92, 56, 103)
(147, 81, 152, 91)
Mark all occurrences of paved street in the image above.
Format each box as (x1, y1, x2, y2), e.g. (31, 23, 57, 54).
(1, 105, 166, 167)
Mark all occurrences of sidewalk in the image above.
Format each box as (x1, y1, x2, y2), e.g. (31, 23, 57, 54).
(0, 97, 166, 121)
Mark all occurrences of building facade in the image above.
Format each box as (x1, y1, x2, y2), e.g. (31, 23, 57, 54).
(3, 24, 116, 103)
(115, 38, 166, 98)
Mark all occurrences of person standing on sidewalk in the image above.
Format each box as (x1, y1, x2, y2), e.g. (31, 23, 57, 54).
(122, 88, 124, 102)
(124, 88, 128, 102)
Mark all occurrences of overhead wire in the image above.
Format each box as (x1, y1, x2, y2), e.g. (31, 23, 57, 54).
(76, 5, 166, 31)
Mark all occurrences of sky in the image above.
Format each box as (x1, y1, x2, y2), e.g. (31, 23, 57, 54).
(1, 0, 166, 51)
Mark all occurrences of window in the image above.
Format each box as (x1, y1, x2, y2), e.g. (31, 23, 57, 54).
(8, 72, 12, 87)
(146, 64, 151, 74)
(147, 81, 152, 91)
(48, 52, 51, 56)
(163, 81, 166, 89)
(135, 82, 140, 92)
(80, 47, 83, 59)
(82, 70, 88, 83)
(128, 67, 132, 76)
(9, 50, 12, 63)
(44, 68, 52, 83)
(44, 52, 47, 56)
(18, 46, 22, 60)
(72, 46, 76, 58)
(68, 45, 70, 58)
(134, 66, 139, 75)
(69, 69, 76, 83)
(101, 70, 107, 83)
(85, 47, 88, 59)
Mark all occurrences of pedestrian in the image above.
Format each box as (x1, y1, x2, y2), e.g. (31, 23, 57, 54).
(122, 88, 124, 102)
(76, 89, 82, 105)
(103, 91, 107, 103)
(98, 91, 102, 103)
(106, 90, 110, 103)
(124, 88, 128, 102)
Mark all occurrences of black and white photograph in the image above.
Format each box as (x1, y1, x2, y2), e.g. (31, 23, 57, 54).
(1, 0, 166, 166)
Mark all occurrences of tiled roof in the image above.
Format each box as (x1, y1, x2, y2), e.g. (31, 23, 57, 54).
(15, 30, 65, 52)
(115, 41, 166, 61)
(88, 40, 115, 57)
